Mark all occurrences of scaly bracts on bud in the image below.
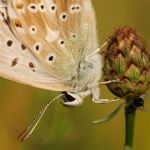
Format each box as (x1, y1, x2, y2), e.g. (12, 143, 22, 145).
(103, 27, 150, 103)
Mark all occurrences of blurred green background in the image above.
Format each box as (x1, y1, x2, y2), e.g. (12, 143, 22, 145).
(0, 0, 150, 150)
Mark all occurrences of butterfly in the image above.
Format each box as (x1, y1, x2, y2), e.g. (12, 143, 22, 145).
(0, 0, 119, 141)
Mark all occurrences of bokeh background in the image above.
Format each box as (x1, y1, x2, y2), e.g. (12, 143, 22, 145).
(0, 0, 150, 150)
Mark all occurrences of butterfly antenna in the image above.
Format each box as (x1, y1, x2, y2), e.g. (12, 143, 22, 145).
(18, 94, 64, 142)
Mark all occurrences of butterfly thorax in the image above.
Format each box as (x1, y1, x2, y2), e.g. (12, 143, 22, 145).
(68, 53, 102, 93)
(62, 53, 102, 107)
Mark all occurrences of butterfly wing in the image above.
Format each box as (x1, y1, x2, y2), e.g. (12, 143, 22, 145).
(0, 7, 70, 91)
(7, 0, 98, 82)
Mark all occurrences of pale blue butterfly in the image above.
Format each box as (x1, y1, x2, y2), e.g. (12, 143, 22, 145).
(0, 0, 118, 141)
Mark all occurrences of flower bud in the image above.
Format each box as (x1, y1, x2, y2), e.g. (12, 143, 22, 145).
(103, 27, 150, 102)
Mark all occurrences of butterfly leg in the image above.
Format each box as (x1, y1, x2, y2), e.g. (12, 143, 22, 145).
(93, 97, 120, 104)
(99, 79, 122, 85)
(91, 86, 120, 104)
(85, 42, 108, 63)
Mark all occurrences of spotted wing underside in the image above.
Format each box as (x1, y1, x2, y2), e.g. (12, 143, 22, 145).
(7, 0, 98, 81)
(0, 7, 70, 91)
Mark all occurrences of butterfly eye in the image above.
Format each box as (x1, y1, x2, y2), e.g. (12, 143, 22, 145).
(60, 13, 68, 21)
(28, 3, 38, 13)
(29, 25, 38, 34)
(70, 4, 81, 13)
(33, 42, 42, 53)
(46, 53, 56, 64)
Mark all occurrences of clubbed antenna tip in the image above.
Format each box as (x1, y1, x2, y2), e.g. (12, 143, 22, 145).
(18, 94, 64, 142)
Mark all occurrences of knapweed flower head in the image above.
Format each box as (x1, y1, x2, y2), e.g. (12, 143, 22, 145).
(103, 27, 150, 102)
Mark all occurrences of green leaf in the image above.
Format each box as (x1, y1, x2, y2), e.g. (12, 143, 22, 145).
(91, 103, 125, 124)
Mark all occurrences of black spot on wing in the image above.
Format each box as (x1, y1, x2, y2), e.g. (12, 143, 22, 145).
(7, 40, 13, 47)
(11, 58, 18, 67)
(29, 62, 36, 72)
(21, 44, 26, 50)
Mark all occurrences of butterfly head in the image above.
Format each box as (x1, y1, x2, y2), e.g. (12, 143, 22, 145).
(62, 92, 83, 107)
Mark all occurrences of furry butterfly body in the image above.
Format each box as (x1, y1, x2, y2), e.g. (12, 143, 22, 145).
(0, 0, 103, 106)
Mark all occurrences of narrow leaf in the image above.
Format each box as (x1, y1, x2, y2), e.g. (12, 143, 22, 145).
(91, 103, 125, 124)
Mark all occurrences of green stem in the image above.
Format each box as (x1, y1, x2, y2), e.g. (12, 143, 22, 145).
(124, 105, 136, 150)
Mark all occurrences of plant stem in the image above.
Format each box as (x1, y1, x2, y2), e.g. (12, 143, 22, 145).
(124, 105, 136, 150)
